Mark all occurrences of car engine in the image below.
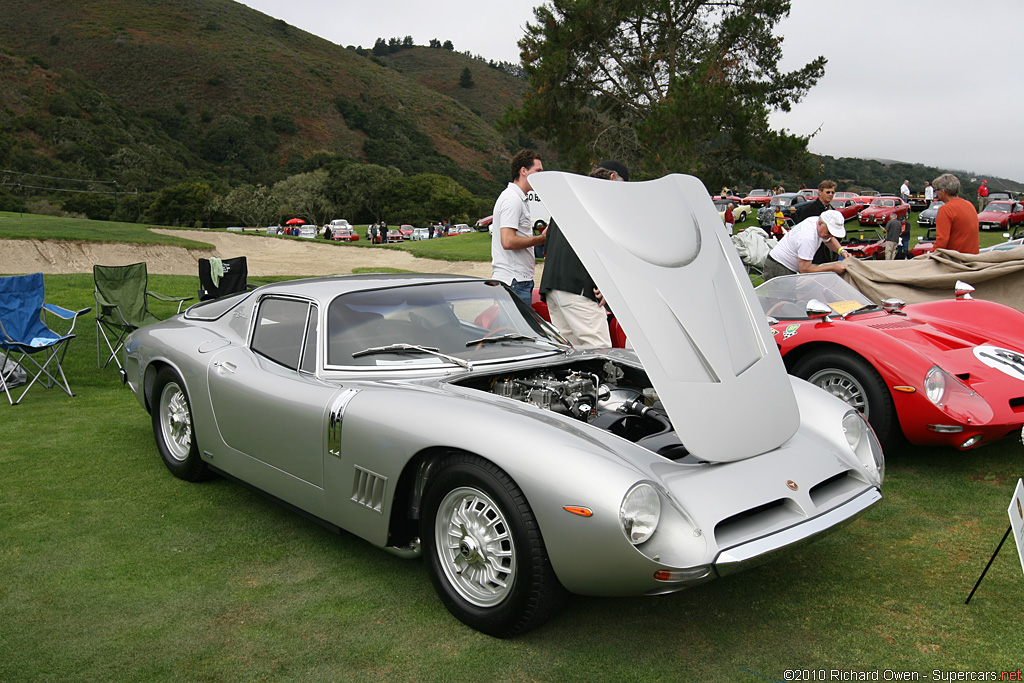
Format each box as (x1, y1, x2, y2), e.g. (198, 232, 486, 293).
(461, 360, 695, 461)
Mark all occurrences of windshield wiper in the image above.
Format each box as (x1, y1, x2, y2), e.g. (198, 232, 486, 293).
(840, 303, 880, 319)
(352, 343, 470, 369)
(465, 332, 539, 347)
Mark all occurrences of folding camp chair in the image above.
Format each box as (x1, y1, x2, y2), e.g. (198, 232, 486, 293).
(0, 273, 91, 405)
(94, 263, 192, 370)
(197, 256, 253, 301)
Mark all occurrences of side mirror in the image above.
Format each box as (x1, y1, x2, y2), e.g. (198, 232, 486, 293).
(955, 280, 975, 300)
(881, 298, 907, 313)
(806, 299, 834, 321)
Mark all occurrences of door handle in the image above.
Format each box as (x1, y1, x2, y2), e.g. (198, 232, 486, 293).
(213, 361, 236, 373)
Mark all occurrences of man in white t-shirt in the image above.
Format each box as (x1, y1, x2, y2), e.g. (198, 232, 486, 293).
(763, 209, 849, 281)
(900, 180, 910, 205)
(491, 149, 547, 303)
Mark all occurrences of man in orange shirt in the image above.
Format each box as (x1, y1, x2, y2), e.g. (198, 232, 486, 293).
(933, 173, 979, 254)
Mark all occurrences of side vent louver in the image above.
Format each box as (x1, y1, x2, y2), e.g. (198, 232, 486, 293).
(351, 466, 387, 513)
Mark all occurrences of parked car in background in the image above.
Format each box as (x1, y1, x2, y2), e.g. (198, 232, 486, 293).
(399, 225, 415, 240)
(839, 228, 886, 259)
(741, 189, 773, 207)
(907, 195, 930, 212)
(917, 201, 945, 228)
(331, 227, 360, 242)
(830, 199, 864, 221)
(977, 200, 1024, 231)
(768, 192, 810, 221)
(714, 198, 752, 223)
(299, 225, 318, 239)
(797, 189, 819, 200)
(980, 225, 1024, 253)
(328, 219, 353, 231)
(386, 229, 403, 243)
(834, 192, 858, 201)
(451, 223, 473, 234)
(985, 192, 1012, 206)
(858, 197, 910, 226)
(474, 215, 493, 232)
(411, 227, 430, 241)
(912, 228, 937, 257)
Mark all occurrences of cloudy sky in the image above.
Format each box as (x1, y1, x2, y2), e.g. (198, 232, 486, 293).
(239, 0, 1023, 185)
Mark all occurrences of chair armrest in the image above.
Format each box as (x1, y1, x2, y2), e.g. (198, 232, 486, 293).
(94, 290, 130, 327)
(147, 290, 194, 314)
(43, 303, 92, 336)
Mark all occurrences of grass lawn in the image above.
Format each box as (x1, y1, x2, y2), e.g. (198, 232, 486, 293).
(1, 274, 1023, 682)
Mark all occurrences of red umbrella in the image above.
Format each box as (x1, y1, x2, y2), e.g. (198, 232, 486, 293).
(285, 218, 305, 225)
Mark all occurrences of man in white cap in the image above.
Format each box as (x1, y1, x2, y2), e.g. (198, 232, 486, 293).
(763, 209, 849, 281)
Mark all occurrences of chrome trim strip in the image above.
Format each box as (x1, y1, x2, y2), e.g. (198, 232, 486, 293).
(327, 388, 360, 458)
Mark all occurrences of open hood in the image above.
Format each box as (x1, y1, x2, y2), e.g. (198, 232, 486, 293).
(530, 172, 798, 461)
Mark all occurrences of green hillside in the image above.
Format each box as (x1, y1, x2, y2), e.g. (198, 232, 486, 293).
(0, 0, 526, 201)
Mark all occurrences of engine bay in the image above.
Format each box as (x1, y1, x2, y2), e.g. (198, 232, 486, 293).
(457, 359, 694, 461)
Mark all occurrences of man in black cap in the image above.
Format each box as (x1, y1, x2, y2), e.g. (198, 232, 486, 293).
(539, 161, 628, 347)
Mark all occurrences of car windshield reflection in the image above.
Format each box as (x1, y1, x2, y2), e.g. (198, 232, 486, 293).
(755, 273, 876, 320)
(326, 281, 567, 368)
(985, 203, 1011, 213)
(871, 199, 896, 207)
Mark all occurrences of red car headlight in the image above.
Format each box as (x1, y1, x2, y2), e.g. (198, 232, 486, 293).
(923, 366, 993, 424)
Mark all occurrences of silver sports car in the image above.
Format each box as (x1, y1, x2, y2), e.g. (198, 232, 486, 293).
(122, 173, 884, 637)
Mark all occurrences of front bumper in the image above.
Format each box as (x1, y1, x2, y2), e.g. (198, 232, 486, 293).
(714, 487, 881, 576)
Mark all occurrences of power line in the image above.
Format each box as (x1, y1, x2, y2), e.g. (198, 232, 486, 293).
(0, 168, 118, 186)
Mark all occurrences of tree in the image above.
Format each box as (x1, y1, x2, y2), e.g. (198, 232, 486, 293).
(212, 184, 279, 227)
(442, 40, 454, 50)
(272, 169, 335, 227)
(382, 174, 475, 225)
(328, 163, 402, 223)
(459, 67, 475, 89)
(511, 0, 826, 188)
(146, 182, 213, 226)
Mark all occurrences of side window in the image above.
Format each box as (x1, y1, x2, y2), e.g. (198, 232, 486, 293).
(251, 298, 310, 370)
(300, 304, 318, 373)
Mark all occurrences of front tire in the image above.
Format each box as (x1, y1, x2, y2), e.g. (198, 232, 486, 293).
(152, 368, 211, 481)
(793, 350, 899, 449)
(422, 453, 565, 637)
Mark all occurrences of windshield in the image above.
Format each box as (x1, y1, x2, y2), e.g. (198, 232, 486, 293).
(926, 201, 945, 211)
(755, 273, 875, 320)
(325, 281, 566, 368)
(985, 203, 1011, 213)
(870, 198, 896, 207)
(749, 189, 768, 197)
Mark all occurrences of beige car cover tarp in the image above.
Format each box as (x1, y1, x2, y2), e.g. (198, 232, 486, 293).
(843, 246, 1024, 310)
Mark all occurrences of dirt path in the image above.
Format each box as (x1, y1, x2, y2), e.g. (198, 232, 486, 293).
(0, 229, 523, 279)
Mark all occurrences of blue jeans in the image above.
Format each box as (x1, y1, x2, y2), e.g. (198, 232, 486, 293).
(509, 279, 533, 305)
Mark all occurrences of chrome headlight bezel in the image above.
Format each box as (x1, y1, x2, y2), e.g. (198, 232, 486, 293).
(843, 410, 885, 486)
(619, 482, 661, 545)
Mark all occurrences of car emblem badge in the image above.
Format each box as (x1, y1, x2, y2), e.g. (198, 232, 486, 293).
(786, 480, 799, 491)
(783, 324, 800, 339)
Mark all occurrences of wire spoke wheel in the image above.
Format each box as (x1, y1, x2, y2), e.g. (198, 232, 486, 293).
(159, 381, 193, 462)
(807, 368, 869, 417)
(434, 486, 516, 608)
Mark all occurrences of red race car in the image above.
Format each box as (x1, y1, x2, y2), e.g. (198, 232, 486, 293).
(977, 200, 1024, 231)
(840, 228, 886, 259)
(911, 228, 937, 257)
(830, 198, 865, 221)
(858, 197, 910, 226)
(741, 189, 773, 207)
(758, 273, 1024, 450)
(331, 227, 360, 242)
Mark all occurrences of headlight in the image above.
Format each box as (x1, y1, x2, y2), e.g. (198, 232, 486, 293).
(619, 483, 661, 545)
(924, 365, 946, 404)
(843, 411, 885, 485)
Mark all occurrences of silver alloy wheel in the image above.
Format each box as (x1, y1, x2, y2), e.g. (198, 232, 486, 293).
(159, 381, 192, 462)
(434, 486, 516, 608)
(808, 367, 869, 417)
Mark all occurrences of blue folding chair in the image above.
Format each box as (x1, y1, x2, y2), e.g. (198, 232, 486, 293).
(0, 273, 91, 405)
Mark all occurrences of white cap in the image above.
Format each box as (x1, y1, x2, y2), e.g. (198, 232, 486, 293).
(820, 210, 846, 238)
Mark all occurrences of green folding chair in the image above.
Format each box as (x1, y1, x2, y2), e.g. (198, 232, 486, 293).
(94, 263, 192, 369)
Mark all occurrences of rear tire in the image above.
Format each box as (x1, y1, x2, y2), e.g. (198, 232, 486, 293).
(152, 368, 211, 481)
(422, 453, 566, 637)
(793, 350, 899, 449)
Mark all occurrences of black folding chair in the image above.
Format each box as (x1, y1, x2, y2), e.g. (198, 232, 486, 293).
(198, 256, 253, 301)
